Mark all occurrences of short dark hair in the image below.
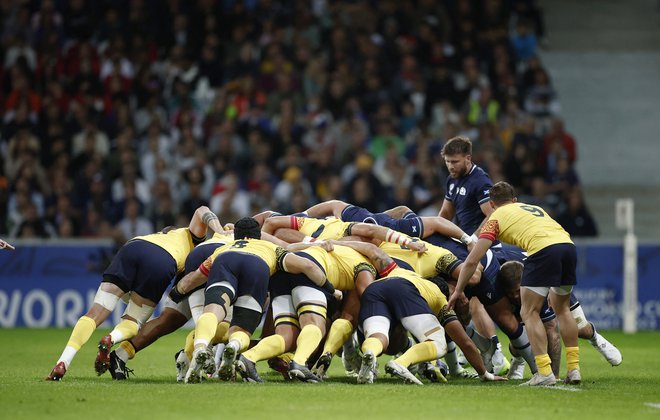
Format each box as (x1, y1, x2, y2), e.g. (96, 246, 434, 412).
(497, 261, 524, 291)
(233, 217, 261, 239)
(442, 136, 472, 156)
(489, 181, 516, 205)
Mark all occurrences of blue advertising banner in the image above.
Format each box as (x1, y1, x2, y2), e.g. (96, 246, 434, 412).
(1, 242, 659, 329)
(0, 243, 169, 328)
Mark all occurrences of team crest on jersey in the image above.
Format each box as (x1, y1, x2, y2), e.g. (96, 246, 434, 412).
(459, 187, 467, 196)
(449, 184, 455, 193)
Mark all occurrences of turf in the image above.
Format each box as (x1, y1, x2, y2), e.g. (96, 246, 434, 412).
(1, 329, 659, 419)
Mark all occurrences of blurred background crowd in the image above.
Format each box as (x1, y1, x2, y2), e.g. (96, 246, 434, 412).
(0, 0, 598, 244)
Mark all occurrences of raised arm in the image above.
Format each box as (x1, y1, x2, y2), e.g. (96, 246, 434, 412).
(189, 206, 224, 238)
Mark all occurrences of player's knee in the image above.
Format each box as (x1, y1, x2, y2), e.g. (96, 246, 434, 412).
(570, 305, 589, 329)
(124, 300, 155, 325)
(93, 287, 121, 312)
(363, 315, 390, 338)
(205, 282, 235, 310)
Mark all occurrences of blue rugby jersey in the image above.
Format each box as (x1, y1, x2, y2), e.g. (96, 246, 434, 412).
(444, 164, 492, 235)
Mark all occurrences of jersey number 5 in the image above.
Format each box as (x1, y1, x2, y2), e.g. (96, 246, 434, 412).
(520, 205, 544, 217)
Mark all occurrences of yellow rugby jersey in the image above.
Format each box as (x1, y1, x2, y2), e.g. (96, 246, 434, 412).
(134, 228, 194, 273)
(381, 266, 449, 317)
(300, 245, 376, 291)
(291, 216, 354, 240)
(203, 231, 234, 246)
(200, 239, 288, 276)
(379, 240, 462, 278)
(480, 202, 573, 255)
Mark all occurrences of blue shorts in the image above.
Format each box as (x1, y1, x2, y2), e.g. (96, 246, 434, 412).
(358, 278, 432, 324)
(207, 252, 271, 307)
(341, 205, 425, 238)
(179, 242, 224, 292)
(103, 239, 178, 303)
(521, 243, 577, 288)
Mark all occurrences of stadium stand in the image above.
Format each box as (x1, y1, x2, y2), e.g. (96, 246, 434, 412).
(0, 0, 597, 243)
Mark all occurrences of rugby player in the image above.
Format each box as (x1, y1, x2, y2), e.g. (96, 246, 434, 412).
(0, 238, 14, 249)
(448, 181, 581, 386)
(236, 242, 377, 383)
(46, 206, 224, 381)
(176, 217, 333, 383)
(107, 230, 234, 380)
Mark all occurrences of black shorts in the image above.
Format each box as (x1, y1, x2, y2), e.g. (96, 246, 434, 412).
(103, 239, 178, 303)
(177, 242, 225, 292)
(521, 243, 577, 288)
(207, 252, 271, 307)
(358, 277, 433, 325)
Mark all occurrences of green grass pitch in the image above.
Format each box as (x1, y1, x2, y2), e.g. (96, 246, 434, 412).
(1, 329, 659, 419)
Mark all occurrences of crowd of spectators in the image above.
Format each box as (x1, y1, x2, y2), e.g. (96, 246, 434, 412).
(0, 0, 598, 244)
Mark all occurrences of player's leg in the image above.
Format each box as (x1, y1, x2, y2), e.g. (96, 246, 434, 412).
(97, 241, 178, 375)
(486, 298, 536, 375)
(46, 281, 124, 381)
(549, 287, 581, 384)
(570, 294, 622, 366)
(112, 303, 189, 380)
(386, 313, 445, 385)
(469, 298, 508, 374)
(313, 289, 360, 376)
(186, 282, 233, 383)
(238, 283, 299, 383)
(289, 285, 328, 382)
(381, 205, 414, 219)
(218, 256, 271, 381)
(357, 282, 392, 384)
(520, 286, 556, 386)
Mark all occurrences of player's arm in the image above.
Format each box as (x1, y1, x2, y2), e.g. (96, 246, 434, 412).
(262, 215, 297, 235)
(438, 199, 456, 221)
(349, 223, 427, 253)
(273, 228, 307, 243)
(327, 240, 395, 274)
(282, 252, 335, 294)
(305, 200, 349, 219)
(0, 238, 15, 250)
(447, 238, 492, 310)
(421, 216, 474, 248)
(260, 231, 290, 248)
(169, 268, 208, 302)
(252, 210, 278, 227)
(189, 206, 223, 239)
(473, 202, 494, 235)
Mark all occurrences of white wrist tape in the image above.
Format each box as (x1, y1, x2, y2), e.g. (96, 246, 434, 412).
(460, 233, 474, 245)
(303, 236, 317, 243)
(386, 229, 410, 247)
(480, 371, 495, 381)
